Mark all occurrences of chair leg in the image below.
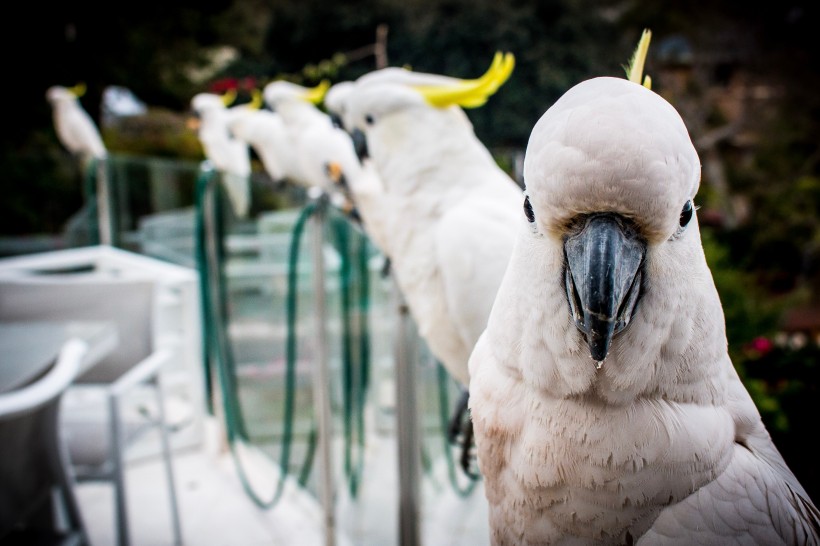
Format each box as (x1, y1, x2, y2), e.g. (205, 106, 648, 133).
(108, 394, 130, 546)
(48, 401, 92, 545)
(154, 379, 183, 545)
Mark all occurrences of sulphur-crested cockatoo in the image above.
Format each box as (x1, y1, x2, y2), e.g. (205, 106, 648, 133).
(224, 90, 303, 186)
(189, 90, 252, 217)
(46, 83, 107, 168)
(261, 79, 358, 213)
(321, 82, 392, 259)
(322, 63, 478, 255)
(342, 54, 521, 441)
(322, 59, 492, 263)
(467, 72, 820, 546)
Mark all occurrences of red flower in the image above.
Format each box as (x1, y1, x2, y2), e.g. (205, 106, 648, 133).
(209, 78, 240, 94)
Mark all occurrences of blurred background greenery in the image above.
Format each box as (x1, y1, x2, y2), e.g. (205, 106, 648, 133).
(1, 0, 818, 500)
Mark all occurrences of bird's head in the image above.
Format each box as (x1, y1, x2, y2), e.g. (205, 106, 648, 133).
(262, 79, 330, 111)
(46, 85, 80, 106)
(522, 76, 700, 365)
(187, 92, 230, 130)
(343, 51, 515, 164)
(324, 81, 355, 130)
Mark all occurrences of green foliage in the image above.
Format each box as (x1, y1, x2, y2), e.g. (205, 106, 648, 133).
(741, 341, 820, 501)
(0, 131, 85, 236)
(703, 224, 819, 500)
(701, 227, 788, 352)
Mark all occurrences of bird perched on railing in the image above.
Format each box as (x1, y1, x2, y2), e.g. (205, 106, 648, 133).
(323, 65, 480, 259)
(323, 82, 392, 260)
(261, 79, 358, 213)
(338, 52, 521, 472)
(189, 89, 252, 217)
(46, 83, 107, 169)
(224, 89, 303, 188)
(468, 30, 820, 545)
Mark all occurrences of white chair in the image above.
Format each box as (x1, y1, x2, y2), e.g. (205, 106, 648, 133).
(0, 338, 90, 545)
(0, 274, 183, 546)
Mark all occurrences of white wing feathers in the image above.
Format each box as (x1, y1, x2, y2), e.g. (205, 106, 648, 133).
(46, 85, 107, 164)
(338, 76, 521, 387)
(191, 93, 252, 217)
(435, 193, 519, 384)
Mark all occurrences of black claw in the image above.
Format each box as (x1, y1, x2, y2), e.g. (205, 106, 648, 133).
(380, 256, 392, 278)
(446, 389, 480, 479)
(447, 389, 470, 443)
(459, 418, 480, 479)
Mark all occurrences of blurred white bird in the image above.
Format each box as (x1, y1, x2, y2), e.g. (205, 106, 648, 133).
(261, 79, 359, 213)
(189, 89, 252, 217)
(224, 89, 303, 187)
(323, 82, 391, 258)
(340, 54, 521, 464)
(46, 83, 107, 168)
(468, 41, 820, 544)
(325, 68, 467, 133)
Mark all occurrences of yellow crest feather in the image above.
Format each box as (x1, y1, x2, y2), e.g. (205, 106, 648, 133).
(249, 88, 263, 110)
(221, 88, 237, 106)
(68, 82, 87, 98)
(625, 29, 652, 89)
(413, 51, 515, 109)
(304, 79, 331, 105)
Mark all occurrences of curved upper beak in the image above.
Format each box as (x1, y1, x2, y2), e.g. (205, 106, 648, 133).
(330, 112, 345, 130)
(350, 128, 369, 162)
(186, 113, 201, 131)
(564, 213, 645, 363)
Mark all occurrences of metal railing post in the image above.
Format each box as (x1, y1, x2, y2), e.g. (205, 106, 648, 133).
(394, 282, 420, 546)
(96, 156, 113, 246)
(309, 190, 336, 546)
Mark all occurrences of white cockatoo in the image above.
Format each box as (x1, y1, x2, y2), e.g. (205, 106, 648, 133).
(322, 81, 392, 258)
(261, 79, 360, 215)
(322, 65, 480, 259)
(341, 53, 521, 445)
(467, 49, 820, 545)
(224, 90, 303, 186)
(46, 83, 107, 168)
(189, 90, 252, 217)
(325, 68, 467, 133)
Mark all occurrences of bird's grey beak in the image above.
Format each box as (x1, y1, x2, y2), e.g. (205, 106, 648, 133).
(330, 112, 345, 130)
(564, 213, 645, 363)
(350, 128, 369, 161)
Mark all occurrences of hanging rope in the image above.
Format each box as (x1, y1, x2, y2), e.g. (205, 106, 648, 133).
(194, 166, 318, 509)
(195, 167, 378, 507)
(328, 209, 372, 498)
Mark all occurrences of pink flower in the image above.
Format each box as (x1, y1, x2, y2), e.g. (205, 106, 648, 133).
(748, 336, 774, 355)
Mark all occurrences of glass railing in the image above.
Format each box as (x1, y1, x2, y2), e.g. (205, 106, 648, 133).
(65, 152, 480, 544)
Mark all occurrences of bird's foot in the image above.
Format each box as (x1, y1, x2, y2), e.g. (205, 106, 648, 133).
(447, 389, 480, 479)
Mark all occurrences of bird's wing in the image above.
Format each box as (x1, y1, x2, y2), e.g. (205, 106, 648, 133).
(58, 107, 106, 158)
(433, 190, 520, 382)
(220, 171, 251, 218)
(199, 117, 251, 216)
(641, 371, 820, 544)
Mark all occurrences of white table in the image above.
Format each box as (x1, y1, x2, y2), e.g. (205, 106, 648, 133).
(0, 320, 119, 394)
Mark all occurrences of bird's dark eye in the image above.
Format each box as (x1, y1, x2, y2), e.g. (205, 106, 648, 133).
(364, 114, 375, 125)
(679, 200, 694, 227)
(524, 196, 535, 223)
